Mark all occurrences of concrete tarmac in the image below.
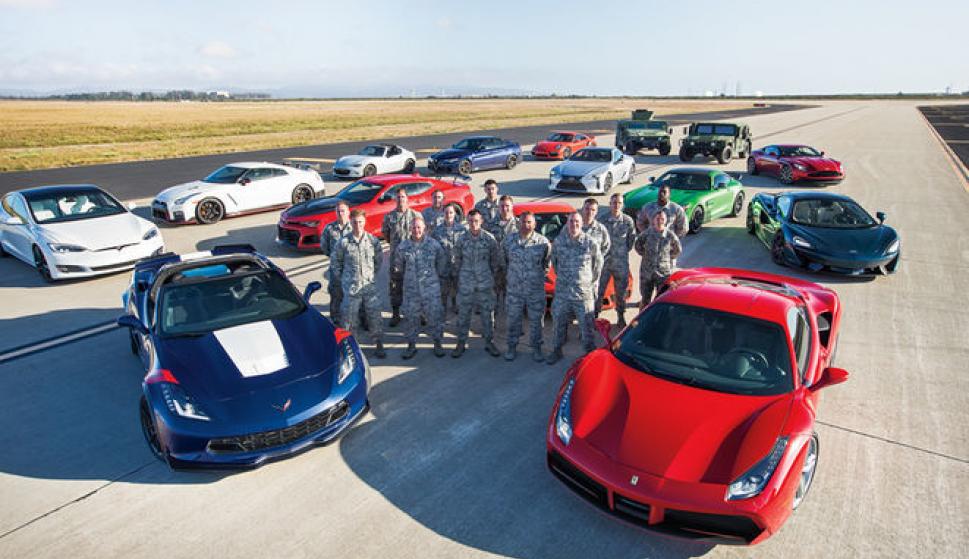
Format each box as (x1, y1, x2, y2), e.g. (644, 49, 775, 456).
(0, 101, 966, 558)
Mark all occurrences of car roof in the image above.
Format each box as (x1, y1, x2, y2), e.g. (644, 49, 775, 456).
(774, 144, 811, 149)
(659, 273, 800, 326)
(463, 135, 500, 140)
(782, 191, 857, 203)
(514, 201, 576, 215)
(663, 167, 716, 176)
(220, 161, 287, 170)
(14, 184, 106, 197)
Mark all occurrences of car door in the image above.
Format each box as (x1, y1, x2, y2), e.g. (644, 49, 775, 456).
(384, 145, 405, 172)
(233, 167, 276, 209)
(483, 138, 506, 169)
(762, 146, 781, 175)
(708, 174, 735, 218)
(367, 183, 403, 234)
(0, 193, 34, 262)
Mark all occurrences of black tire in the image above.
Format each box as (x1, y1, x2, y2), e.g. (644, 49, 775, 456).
(505, 154, 518, 170)
(679, 148, 693, 162)
(780, 165, 795, 185)
(729, 191, 745, 217)
(623, 164, 635, 184)
(716, 146, 733, 165)
(602, 173, 613, 193)
(562, 147, 572, 159)
(403, 159, 416, 173)
(195, 198, 225, 224)
(659, 143, 671, 156)
(140, 398, 169, 465)
(747, 156, 759, 175)
(746, 208, 756, 234)
(740, 141, 752, 159)
(129, 331, 139, 355)
(363, 164, 377, 177)
(459, 160, 472, 175)
(689, 206, 704, 234)
(771, 234, 788, 266)
(291, 184, 314, 205)
(792, 433, 819, 510)
(624, 142, 638, 156)
(32, 245, 53, 283)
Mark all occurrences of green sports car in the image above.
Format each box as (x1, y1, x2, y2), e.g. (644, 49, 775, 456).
(623, 167, 746, 234)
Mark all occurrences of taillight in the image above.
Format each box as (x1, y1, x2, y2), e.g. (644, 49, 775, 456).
(145, 368, 178, 384)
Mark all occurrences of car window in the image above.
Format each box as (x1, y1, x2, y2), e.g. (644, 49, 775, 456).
(23, 188, 126, 224)
(245, 168, 275, 181)
(203, 165, 247, 184)
(402, 182, 432, 196)
(765, 146, 779, 156)
(791, 199, 877, 228)
(657, 172, 710, 191)
(271, 168, 289, 178)
(787, 307, 812, 383)
(360, 145, 386, 157)
(2, 194, 29, 221)
(533, 212, 569, 240)
(388, 146, 401, 156)
(777, 196, 792, 218)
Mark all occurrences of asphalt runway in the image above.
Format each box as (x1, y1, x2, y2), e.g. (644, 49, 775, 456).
(918, 104, 969, 182)
(1, 101, 967, 558)
(0, 103, 811, 199)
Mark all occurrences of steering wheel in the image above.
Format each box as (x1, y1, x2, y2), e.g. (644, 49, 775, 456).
(722, 348, 769, 373)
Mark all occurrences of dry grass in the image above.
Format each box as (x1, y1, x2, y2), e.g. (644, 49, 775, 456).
(0, 99, 754, 171)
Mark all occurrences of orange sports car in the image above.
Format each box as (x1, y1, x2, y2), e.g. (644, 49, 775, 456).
(531, 131, 597, 160)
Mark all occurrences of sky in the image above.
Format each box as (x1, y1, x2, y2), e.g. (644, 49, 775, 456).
(0, 0, 966, 97)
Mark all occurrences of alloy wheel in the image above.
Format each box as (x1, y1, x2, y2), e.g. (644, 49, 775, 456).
(32, 246, 53, 282)
(793, 435, 819, 510)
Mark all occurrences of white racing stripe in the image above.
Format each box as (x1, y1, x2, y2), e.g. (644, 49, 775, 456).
(214, 321, 289, 377)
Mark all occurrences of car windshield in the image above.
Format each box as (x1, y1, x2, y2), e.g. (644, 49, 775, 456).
(203, 166, 248, 184)
(656, 172, 711, 191)
(778, 146, 822, 157)
(548, 133, 574, 142)
(24, 188, 126, 224)
(614, 303, 794, 396)
(645, 121, 667, 130)
(532, 211, 570, 240)
(360, 145, 386, 156)
(453, 138, 487, 150)
(334, 180, 384, 204)
(570, 149, 611, 162)
(790, 199, 877, 228)
(695, 124, 737, 136)
(158, 268, 305, 337)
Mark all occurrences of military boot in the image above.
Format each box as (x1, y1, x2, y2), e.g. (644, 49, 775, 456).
(433, 339, 445, 358)
(402, 342, 417, 360)
(451, 340, 466, 358)
(390, 307, 402, 327)
(531, 347, 545, 363)
(484, 339, 500, 357)
(545, 348, 564, 365)
(616, 314, 626, 330)
(374, 340, 386, 359)
(504, 344, 517, 361)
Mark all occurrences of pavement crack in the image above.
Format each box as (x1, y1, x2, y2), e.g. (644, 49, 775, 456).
(816, 420, 968, 465)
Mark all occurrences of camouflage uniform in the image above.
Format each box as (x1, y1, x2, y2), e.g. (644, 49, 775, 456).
(422, 205, 447, 230)
(381, 208, 422, 312)
(331, 232, 384, 342)
(636, 201, 688, 237)
(581, 218, 611, 301)
(634, 227, 682, 305)
(503, 231, 551, 352)
(596, 212, 636, 319)
(488, 216, 519, 305)
(320, 220, 352, 324)
(431, 221, 467, 315)
(475, 198, 500, 229)
(393, 236, 447, 344)
(550, 232, 603, 355)
(454, 229, 502, 344)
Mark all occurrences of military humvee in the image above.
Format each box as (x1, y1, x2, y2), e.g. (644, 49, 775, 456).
(615, 110, 673, 156)
(678, 122, 752, 164)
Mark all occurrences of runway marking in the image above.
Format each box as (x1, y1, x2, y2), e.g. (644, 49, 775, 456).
(0, 320, 118, 365)
(817, 420, 968, 465)
(416, 148, 444, 153)
(753, 107, 866, 141)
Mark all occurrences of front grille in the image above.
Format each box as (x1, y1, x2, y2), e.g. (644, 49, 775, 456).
(208, 400, 350, 454)
(614, 493, 652, 524)
(277, 226, 301, 245)
(547, 452, 608, 508)
(94, 243, 138, 253)
(809, 171, 841, 178)
(334, 168, 351, 175)
(662, 509, 762, 543)
(555, 177, 588, 191)
(90, 258, 143, 271)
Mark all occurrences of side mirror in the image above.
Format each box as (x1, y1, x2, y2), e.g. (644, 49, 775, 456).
(117, 314, 148, 335)
(239, 177, 251, 186)
(811, 366, 849, 392)
(303, 281, 322, 301)
(2, 215, 24, 226)
(876, 211, 886, 223)
(594, 318, 612, 345)
(820, 151, 825, 156)
(648, 176, 656, 183)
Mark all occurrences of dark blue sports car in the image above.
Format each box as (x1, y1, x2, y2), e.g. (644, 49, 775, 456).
(427, 136, 522, 175)
(747, 191, 900, 276)
(117, 244, 370, 468)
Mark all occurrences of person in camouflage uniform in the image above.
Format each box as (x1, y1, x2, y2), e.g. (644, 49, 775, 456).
(634, 211, 682, 307)
(488, 194, 518, 308)
(635, 183, 688, 237)
(381, 188, 421, 326)
(422, 190, 448, 230)
(597, 193, 637, 328)
(320, 201, 352, 325)
(547, 212, 603, 365)
(474, 179, 500, 229)
(331, 209, 385, 358)
(502, 211, 551, 362)
(431, 204, 466, 317)
(580, 198, 611, 304)
(393, 215, 447, 359)
(452, 209, 502, 358)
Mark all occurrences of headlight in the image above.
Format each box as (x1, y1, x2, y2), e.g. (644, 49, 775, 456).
(886, 239, 900, 254)
(792, 236, 812, 249)
(793, 163, 808, 171)
(142, 228, 159, 241)
(337, 338, 358, 384)
(726, 436, 788, 500)
(302, 220, 320, 228)
(555, 377, 576, 445)
(550, 169, 560, 177)
(160, 383, 210, 421)
(174, 194, 196, 205)
(47, 243, 86, 253)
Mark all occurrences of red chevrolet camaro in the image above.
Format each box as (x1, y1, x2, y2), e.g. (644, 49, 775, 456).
(748, 144, 844, 185)
(276, 174, 474, 250)
(531, 131, 597, 160)
(546, 267, 849, 545)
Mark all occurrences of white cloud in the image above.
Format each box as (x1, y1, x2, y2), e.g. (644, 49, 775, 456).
(434, 17, 452, 30)
(198, 40, 236, 59)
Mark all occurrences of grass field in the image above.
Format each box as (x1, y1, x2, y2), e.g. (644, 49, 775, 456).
(0, 98, 754, 172)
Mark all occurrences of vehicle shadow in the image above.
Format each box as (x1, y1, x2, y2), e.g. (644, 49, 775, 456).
(0, 255, 132, 289)
(194, 223, 308, 260)
(338, 355, 715, 559)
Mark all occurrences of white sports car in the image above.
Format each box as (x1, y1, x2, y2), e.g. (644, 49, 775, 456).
(548, 147, 636, 194)
(332, 144, 417, 178)
(151, 162, 325, 224)
(0, 184, 164, 282)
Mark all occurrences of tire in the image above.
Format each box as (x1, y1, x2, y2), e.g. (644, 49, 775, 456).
(792, 434, 819, 510)
(140, 398, 169, 465)
(403, 159, 416, 173)
(688, 206, 704, 234)
(747, 156, 759, 175)
(505, 154, 518, 170)
(562, 147, 572, 159)
(716, 146, 733, 165)
(363, 164, 377, 177)
(780, 165, 795, 185)
(291, 184, 314, 205)
(195, 198, 225, 224)
(771, 234, 788, 266)
(746, 208, 756, 234)
(659, 143, 671, 156)
(729, 191, 745, 217)
(602, 173, 613, 193)
(679, 148, 693, 162)
(623, 164, 635, 184)
(740, 141, 752, 159)
(459, 160, 472, 175)
(32, 245, 53, 283)
(624, 142, 638, 156)
(129, 331, 139, 355)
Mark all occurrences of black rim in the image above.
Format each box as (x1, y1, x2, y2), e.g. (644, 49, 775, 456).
(198, 200, 223, 223)
(364, 165, 375, 176)
(293, 186, 312, 204)
(507, 155, 517, 168)
(746, 211, 754, 232)
(771, 236, 786, 263)
(690, 208, 703, 232)
(140, 400, 164, 460)
(748, 158, 756, 173)
(33, 247, 51, 280)
(604, 174, 612, 192)
(563, 148, 571, 158)
(404, 160, 415, 172)
(781, 166, 793, 184)
(733, 194, 743, 214)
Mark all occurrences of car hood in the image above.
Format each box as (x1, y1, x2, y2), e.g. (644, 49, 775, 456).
(554, 160, 609, 177)
(570, 351, 790, 484)
(789, 223, 896, 256)
(335, 154, 373, 167)
(432, 148, 472, 160)
(626, 129, 666, 137)
(625, 185, 705, 212)
(155, 180, 213, 203)
(38, 212, 152, 250)
(784, 156, 841, 171)
(157, 310, 341, 424)
(283, 196, 344, 219)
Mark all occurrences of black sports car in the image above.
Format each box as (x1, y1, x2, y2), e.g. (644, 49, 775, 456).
(747, 191, 900, 276)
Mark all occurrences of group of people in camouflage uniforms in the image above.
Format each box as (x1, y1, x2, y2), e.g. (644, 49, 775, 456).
(321, 178, 688, 363)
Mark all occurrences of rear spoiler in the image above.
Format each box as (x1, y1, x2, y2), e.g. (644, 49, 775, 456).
(210, 244, 257, 256)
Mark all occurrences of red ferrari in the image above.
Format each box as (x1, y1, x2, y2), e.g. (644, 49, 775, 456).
(276, 174, 474, 250)
(546, 267, 849, 545)
(531, 131, 597, 160)
(748, 144, 844, 185)
(514, 202, 630, 311)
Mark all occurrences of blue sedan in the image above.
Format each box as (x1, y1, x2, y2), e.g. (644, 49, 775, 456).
(117, 244, 370, 468)
(427, 136, 522, 175)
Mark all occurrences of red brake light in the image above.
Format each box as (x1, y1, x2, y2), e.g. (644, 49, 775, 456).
(145, 368, 178, 384)
(334, 328, 352, 344)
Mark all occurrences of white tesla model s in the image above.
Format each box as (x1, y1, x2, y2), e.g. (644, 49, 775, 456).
(0, 184, 165, 282)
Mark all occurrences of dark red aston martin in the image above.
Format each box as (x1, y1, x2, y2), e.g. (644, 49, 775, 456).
(748, 144, 844, 184)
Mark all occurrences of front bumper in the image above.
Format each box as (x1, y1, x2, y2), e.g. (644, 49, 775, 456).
(792, 170, 844, 183)
(625, 137, 667, 148)
(549, 174, 600, 194)
(532, 149, 564, 160)
(789, 245, 899, 276)
(427, 159, 462, 173)
(151, 200, 194, 224)
(276, 219, 322, 251)
(332, 166, 364, 178)
(47, 240, 165, 279)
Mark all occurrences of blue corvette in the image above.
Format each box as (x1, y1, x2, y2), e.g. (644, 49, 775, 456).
(117, 245, 370, 468)
(427, 136, 522, 175)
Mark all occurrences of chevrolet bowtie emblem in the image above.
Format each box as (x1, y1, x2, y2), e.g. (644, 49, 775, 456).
(273, 398, 292, 413)
(630, 475, 639, 486)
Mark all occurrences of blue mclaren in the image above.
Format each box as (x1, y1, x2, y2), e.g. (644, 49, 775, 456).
(117, 244, 370, 469)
